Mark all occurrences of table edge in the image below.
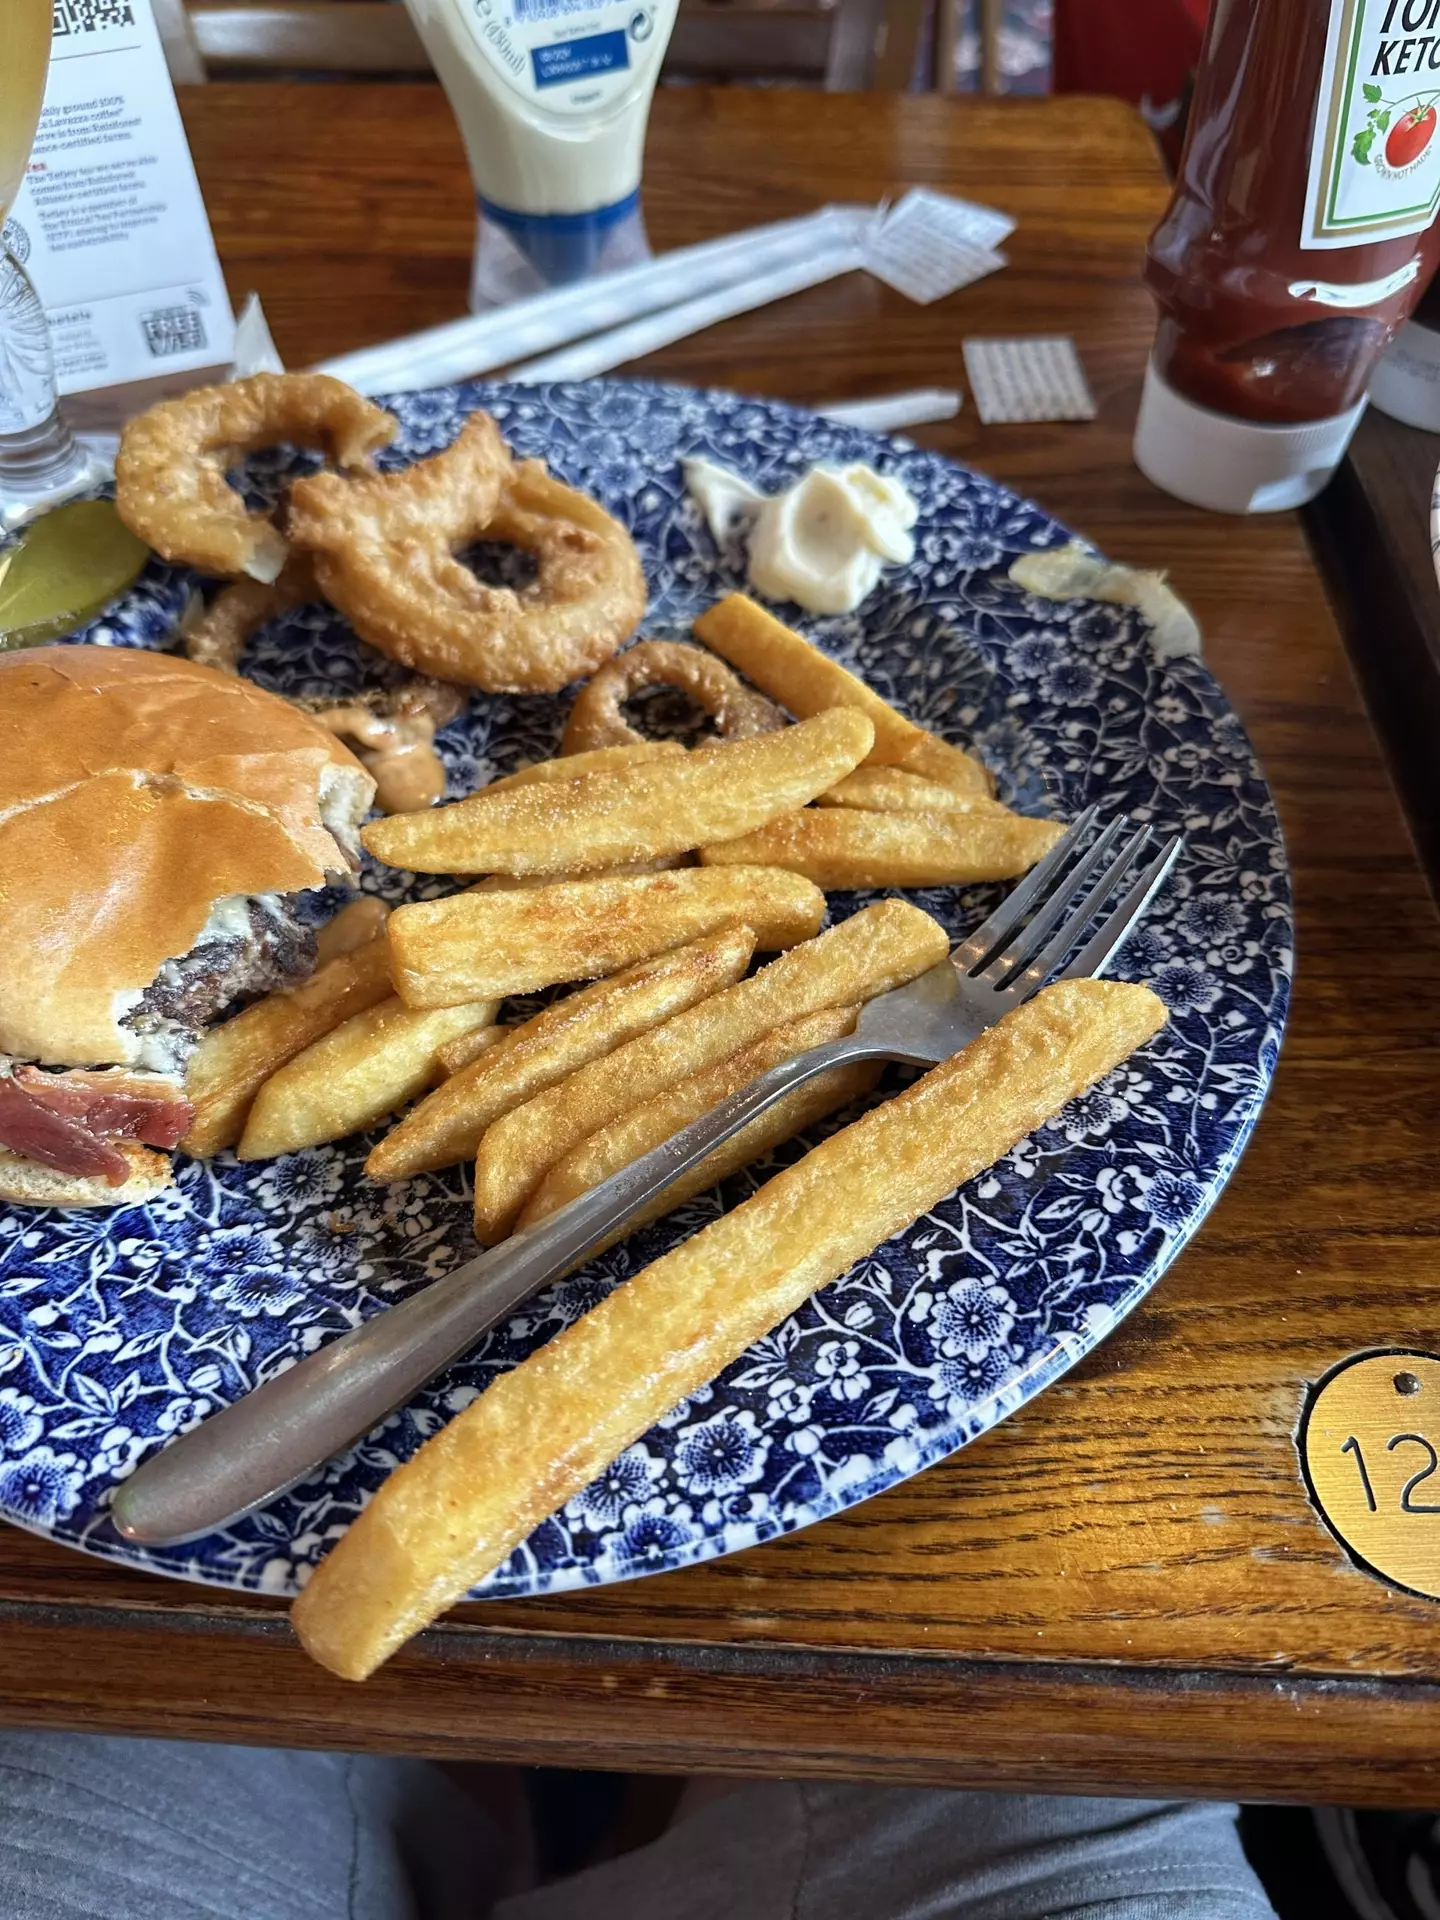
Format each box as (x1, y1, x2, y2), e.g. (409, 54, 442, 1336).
(4, 1593, 1440, 1804)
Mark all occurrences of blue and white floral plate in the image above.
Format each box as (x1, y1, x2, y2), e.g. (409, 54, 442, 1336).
(0, 379, 1290, 1601)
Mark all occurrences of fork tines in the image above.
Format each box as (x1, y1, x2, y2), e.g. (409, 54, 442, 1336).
(956, 809, 1182, 991)
(1060, 834, 1183, 983)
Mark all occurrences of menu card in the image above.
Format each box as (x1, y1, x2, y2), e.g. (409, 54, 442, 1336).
(5, 0, 234, 418)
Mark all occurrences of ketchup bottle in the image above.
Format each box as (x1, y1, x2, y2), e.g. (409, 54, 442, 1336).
(1135, 0, 1440, 513)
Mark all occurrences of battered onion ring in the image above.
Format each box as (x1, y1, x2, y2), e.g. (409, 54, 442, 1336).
(561, 640, 786, 754)
(184, 556, 320, 674)
(115, 372, 398, 583)
(286, 413, 646, 694)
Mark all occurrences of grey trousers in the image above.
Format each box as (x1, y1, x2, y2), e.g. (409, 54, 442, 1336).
(0, 1730, 1278, 1920)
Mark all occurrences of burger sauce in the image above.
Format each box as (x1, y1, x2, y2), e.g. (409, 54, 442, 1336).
(1136, 0, 1440, 510)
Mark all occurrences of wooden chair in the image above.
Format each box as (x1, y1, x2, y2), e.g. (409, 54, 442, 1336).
(935, 0, 1006, 95)
(166, 0, 924, 89)
(151, 0, 209, 82)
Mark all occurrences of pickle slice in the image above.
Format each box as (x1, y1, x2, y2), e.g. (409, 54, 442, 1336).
(0, 499, 151, 649)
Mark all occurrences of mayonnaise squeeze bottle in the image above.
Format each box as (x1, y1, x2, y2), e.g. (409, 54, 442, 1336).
(402, 0, 678, 310)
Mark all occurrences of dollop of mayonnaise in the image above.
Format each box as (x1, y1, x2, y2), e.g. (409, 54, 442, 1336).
(682, 458, 765, 542)
(682, 456, 918, 616)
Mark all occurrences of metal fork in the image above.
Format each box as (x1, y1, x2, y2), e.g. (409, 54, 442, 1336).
(113, 811, 1181, 1547)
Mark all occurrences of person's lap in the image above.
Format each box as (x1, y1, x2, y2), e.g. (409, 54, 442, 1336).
(0, 1729, 1277, 1920)
(0, 1732, 498, 1920)
(498, 1778, 1277, 1920)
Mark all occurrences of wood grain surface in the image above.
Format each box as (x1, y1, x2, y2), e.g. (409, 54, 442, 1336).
(11, 86, 1440, 1803)
(1310, 405, 1440, 885)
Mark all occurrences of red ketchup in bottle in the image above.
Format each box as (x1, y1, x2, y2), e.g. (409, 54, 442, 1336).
(1135, 0, 1440, 512)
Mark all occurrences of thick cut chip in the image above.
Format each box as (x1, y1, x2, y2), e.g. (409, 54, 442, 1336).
(466, 858, 688, 892)
(237, 996, 499, 1160)
(291, 978, 1168, 1680)
(315, 897, 391, 966)
(360, 708, 874, 875)
(366, 926, 757, 1182)
(517, 1003, 873, 1236)
(817, 768, 1004, 816)
(898, 733, 995, 795)
(535, 1057, 880, 1246)
(487, 743, 686, 792)
(692, 594, 990, 796)
(701, 808, 1064, 889)
(180, 931, 393, 1158)
(438, 1024, 510, 1077)
(387, 867, 823, 1007)
(473, 899, 948, 1241)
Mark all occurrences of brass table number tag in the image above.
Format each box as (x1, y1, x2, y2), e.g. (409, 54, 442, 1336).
(1301, 1351, 1440, 1601)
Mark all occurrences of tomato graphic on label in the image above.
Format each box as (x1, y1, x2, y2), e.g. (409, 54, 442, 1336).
(1354, 86, 1439, 168)
(1387, 104, 1437, 170)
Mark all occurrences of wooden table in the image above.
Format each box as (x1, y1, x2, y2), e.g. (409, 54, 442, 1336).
(10, 85, 1440, 1807)
(1310, 407, 1440, 887)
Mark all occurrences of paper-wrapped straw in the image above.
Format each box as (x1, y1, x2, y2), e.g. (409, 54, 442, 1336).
(314, 205, 874, 394)
(508, 241, 868, 385)
(820, 389, 963, 430)
(310, 189, 1009, 397)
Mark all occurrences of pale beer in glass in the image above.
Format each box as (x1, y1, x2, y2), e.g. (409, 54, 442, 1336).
(0, 0, 108, 532)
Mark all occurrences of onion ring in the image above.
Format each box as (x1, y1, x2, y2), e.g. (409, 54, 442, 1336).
(286, 413, 645, 694)
(561, 640, 786, 754)
(184, 556, 320, 675)
(115, 372, 398, 583)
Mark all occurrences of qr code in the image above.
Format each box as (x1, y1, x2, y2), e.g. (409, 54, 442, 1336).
(53, 0, 135, 35)
(140, 305, 207, 359)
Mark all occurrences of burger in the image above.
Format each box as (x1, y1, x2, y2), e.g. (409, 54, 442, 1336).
(0, 646, 375, 1207)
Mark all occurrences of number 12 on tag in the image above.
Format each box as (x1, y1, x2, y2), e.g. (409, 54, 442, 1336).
(1339, 1432, 1440, 1515)
(1301, 1352, 1440, 1601)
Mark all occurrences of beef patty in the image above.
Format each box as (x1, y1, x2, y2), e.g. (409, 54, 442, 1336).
(124, 895, 318, 1049)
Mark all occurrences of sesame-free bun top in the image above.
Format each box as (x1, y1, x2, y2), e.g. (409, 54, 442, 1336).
(0, 646, 375, 1068)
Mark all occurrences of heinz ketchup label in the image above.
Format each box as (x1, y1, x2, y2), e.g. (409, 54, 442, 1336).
(1304, 0, 1440, 246)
